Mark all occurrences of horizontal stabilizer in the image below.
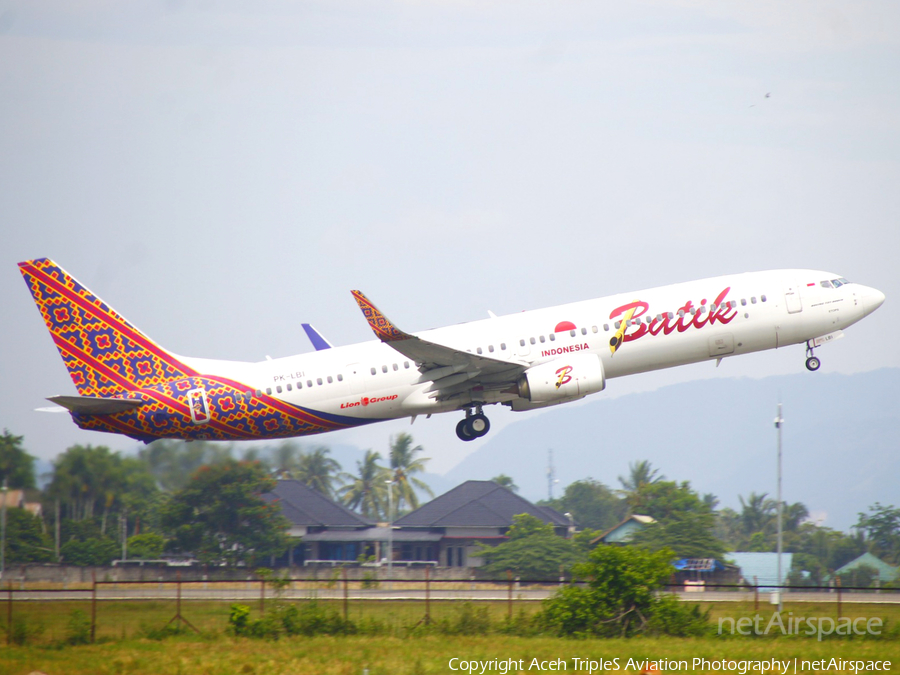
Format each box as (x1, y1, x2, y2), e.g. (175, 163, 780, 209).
(47, 395, 145, 415)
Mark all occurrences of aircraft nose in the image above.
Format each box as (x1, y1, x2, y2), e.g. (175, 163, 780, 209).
(862, 286, 885, 316)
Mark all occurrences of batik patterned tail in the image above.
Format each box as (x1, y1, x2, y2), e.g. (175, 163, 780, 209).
(18, 258, 196, 397)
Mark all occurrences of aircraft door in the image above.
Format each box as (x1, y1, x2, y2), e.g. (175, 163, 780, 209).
(345, 363, 365, 395)
(784, 285, 802, 314)
(187, 388, 211, 425)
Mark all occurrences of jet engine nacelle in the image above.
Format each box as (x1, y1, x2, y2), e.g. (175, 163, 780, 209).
(516, 352, 605, 404)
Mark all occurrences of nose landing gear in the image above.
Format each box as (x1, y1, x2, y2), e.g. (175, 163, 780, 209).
(456, 407, 491, 442)
(805, 342, 821, 371)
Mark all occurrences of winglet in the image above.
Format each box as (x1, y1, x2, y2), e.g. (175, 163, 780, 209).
(302, 323, 333, 351)
(351, 290, 410, 343)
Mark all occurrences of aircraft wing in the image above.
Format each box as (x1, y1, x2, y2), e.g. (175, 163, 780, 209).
(351, 290, 524, 399)
(47, 395, 145, 415)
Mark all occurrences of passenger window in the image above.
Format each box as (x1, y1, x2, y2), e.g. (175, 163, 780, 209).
(751, 297, 757, 304)
(276, 385, 283, 393)
(539, 336, 545, 343)
(569, 330, 576, 337)
(382, 365, 388, 373)
(297, 382, 303, 389)
(500, 343, 506, 350)
(549, 333, 556, 341)
(582, 327, 587, 335)
(615, 321, 621, 329)
(327, 375, 333, 383)
(317, 378, 323, 385)
(266, 388, 272, 395)
(488, 345, 494, 353)
(337, 374, 343, 381)
(256, 390, 262, 397)
(530, 337, 536, 345)
(761, 295, 767, 302)
(371, 367, 376, 375)
(286, 384, 292, 392)
(477, 347, 483, 354)
(603, 324, 609, 331)
(404, 361, 410, 368)
(392, 364, 398, 371)
(592, 326, 598, 333)
(519, 339, 526, 347)
(307, 380, 312, 387)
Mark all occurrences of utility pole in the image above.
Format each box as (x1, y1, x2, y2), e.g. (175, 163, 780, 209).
(774, 404, 784, 613)
(385, 478, 393, 587)
(1, 479, 7, 579)
(547, 449, 556, 501)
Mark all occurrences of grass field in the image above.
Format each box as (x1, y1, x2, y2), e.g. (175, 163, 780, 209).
(1, 600, 898, 675)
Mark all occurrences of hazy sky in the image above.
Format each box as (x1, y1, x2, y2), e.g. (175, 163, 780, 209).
(1, 1, 897, 474)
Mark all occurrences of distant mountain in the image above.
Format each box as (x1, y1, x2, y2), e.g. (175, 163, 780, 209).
(443, 368, 900, 531)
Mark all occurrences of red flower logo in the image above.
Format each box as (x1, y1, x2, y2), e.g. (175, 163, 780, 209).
(54, 308, 70, 323)
(96, 335, 111, 349)
(71, 372, 85, 386)
(219, 397, 234, 412)
(136, 361, 153, 376)
(264, 419, 279, 431)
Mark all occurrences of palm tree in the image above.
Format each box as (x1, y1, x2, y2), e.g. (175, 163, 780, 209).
(295, 446, 343, 498)
(618, 460, 664, 494)
(388, 433, 433, 514)
(491, 474, 519, 492)
(339, 450, 391, 520)
(269, 441, 301, 479)
(738, 492, 776, 535)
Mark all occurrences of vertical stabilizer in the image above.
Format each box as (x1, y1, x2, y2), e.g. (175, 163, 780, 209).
(18, 258, 196, 397)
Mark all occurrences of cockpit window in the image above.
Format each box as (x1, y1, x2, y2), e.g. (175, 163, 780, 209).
(823, 278, 851, 288)
(820, 280, 834, 289)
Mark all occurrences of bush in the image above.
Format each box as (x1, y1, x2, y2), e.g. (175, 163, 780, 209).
(536, 545, 709, 638)
(66, 609, 92, 645)
(228, 601, 355, 640)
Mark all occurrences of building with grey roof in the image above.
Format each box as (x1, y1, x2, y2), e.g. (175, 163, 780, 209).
(265, 479, 571, 569)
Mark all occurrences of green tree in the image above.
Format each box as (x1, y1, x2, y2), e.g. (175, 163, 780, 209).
(161, 460, 289, 566)
(3, 508, 54, 563)
(490, 474, 518, 492)
(46, 444, 159, 539)
(542, 479, 626, 532)
(388, 433, 432, 513)
(538, 545, 705, 637)
(0, 430, 36, 489)
(477, 514, 578, 580)
(139, 440, 235, 492)
(628, 480, 725, 560)
(339, 450, 390, 520)
(60, 537, 118, 566)
(294, 447, 343, 498)
(126, 532, 165, 559)
(857, 502, 900, 564)
(618, 460, 663, 505)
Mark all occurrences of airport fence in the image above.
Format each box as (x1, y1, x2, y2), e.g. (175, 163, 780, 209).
(1, 571, 898, 645)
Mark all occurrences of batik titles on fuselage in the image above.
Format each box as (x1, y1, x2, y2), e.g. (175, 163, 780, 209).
(611, 287, 738, 343)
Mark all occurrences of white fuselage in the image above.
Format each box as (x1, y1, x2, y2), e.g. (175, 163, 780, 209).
(179, 269, 884, 425)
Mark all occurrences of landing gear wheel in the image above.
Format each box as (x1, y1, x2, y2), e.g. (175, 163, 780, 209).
(456, 419, 475, 441)
(805, 356, 821, 371)
(468, 413, 490, 438)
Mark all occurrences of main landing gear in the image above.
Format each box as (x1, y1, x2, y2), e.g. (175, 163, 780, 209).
(456, 407, 490, 442)
(805, 341, 821, 371)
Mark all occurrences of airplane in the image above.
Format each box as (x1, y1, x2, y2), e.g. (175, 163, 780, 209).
(18, 258, 884, 444)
